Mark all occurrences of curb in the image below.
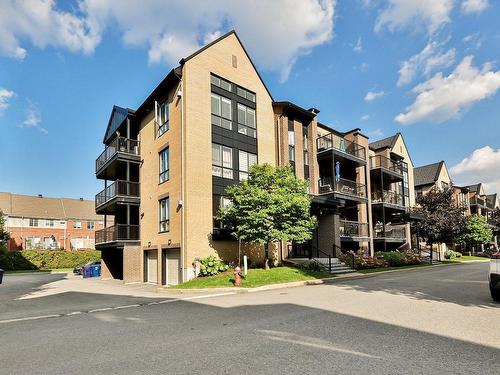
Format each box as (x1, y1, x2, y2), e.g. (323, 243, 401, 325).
(3, 270, 72, 276)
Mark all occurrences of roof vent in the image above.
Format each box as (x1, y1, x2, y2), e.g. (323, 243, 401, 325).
(38, 194, 42, 198)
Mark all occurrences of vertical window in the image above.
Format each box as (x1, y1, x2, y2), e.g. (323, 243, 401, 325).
(29, 218, 38, 227)
(288, 119, 296, 173)
(159, 147, 170, 183)
(87, 221, 95, 230)
(159, 198, 169, 232)
(46, 219, 54, 227)
(303, 126, 310, 179)
(212, 144, 233, 179)
(238, 150, 257, 180)
(211, 93, 232, 130)
(73, 221, 82, 229)
(237, 103, 256, 138)
(213, 195, 232, 229)
(156, 101, 169, 136)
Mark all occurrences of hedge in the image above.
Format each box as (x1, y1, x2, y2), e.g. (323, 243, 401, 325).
(0, 249, 101, 271)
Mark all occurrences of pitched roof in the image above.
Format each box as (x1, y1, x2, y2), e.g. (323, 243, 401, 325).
(465, 183, 482, 194)
(0, 192, 102, 220)
(369, 134, 398, 151)
(414, 161, 444, 187)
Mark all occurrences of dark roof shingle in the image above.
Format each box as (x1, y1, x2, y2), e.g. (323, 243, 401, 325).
(414, 161, 444, 187)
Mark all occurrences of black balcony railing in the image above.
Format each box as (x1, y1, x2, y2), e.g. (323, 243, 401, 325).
(373, 225, 406, 240)
(318, 176, 366, 198)
(372, 190, 405, 207)
(370, 155, 404, 175)
(95, 224, 140, 244)
(470, 196, 486, 207)
(96, 137, 140, 172)
(339, 220, 369, 238)
(316, 133, 366, 160)
(95, 180, 140, 209)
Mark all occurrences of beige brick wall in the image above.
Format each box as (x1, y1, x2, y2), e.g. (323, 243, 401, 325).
(123, 244, 143, 283)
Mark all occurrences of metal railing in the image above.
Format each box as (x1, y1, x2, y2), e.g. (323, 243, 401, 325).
(371, 190, 405, 206)
(339, 220, 369, 238)
(95, 180, 140, 208)
(470, 196, 486, 207)
(370, 155, 404, 175)
(373, 225, 406, 240)
(96, 137, 140, 172)
(316, 133, 366, 160)
(318, 176, 366, 198)
(95, 224, 140, 244)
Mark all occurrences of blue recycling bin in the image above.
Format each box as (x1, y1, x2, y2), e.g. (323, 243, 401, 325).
(82, 265, 92, 278)
(91, 264, 101, 278)
(0, 269, 4, 284)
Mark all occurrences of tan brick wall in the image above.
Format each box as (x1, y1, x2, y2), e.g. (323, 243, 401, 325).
(123, 244, 143, 283)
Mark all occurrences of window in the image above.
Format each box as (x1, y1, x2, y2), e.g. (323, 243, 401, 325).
(237, 103, 256, 138)
(239, 150, 257, 180)
(288, 119, 295, 163)
(211, 93, 232, 130)
(29, 218, 38, 227)
(236, 86, 256, 103)
(155, 101, 169, 136)
(211, 75, 232, 92)
(87, 221, 95, 230)
(303, 125, 309, 179)
(73, 221, 82, 229)
(159, 198, 169, 232)
(213, 195, 232, 229)
(46, 219, 54, 227)
(212, 144, 233, 179)
(441, 181, 449, 190)
(159, 147, 170, 183)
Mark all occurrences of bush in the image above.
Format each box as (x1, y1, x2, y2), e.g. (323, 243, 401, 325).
(0, 250, 101, 271)
(298, 260, 325, 272)
(198, 255, 229, 277)
(444, 249, 462, 259)
(339, 250, 386, 270)
(376, 251, 405, 267)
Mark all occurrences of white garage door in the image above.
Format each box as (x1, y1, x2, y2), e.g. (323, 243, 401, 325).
(146, 251, 158, 284)
(166, 249, 181, 286)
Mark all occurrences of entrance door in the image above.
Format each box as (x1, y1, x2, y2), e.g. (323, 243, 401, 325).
(146, 251, 158, 284)
(166, 249, 181, 285)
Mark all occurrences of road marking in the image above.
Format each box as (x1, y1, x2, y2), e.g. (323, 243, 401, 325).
(0, 314, 61, 324)
(87, 307, 114, 313)
(113, 304, 141, 310)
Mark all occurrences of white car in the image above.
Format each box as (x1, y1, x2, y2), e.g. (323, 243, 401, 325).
(490, 253, 500, 302)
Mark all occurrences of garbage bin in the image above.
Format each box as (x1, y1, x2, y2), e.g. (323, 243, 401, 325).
(82, 265, 92, 278)
(91, 264, 101, 278)
(0, 269, 4, 284)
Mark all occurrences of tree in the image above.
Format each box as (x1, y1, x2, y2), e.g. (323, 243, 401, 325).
(412, 188, 466, 255)
(218, 164, 317, 268)
(489, 208, 500, 233)
(458, 215, 493, 254)
(0, 209, 10, 251)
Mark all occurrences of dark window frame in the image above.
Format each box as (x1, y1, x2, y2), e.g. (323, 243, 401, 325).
(159, 197, 170, 233)
(159, 147, 170, 184)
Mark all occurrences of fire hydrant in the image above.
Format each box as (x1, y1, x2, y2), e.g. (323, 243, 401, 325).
(234, 266, 241, 287)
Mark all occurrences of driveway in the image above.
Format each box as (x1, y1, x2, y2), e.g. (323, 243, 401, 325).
(1, 263, 498, 374)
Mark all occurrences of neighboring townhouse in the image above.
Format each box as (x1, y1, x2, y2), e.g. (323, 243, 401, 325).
(0, 192, 104, 250)
(368, 133, 415, 252)
(414, 161, 452, 198)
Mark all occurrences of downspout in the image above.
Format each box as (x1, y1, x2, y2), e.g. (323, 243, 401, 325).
(179, 78, 186, 282)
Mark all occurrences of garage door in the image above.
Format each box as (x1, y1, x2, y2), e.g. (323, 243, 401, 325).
(167, 249, 181, 285)
(146, 251, 158, 284)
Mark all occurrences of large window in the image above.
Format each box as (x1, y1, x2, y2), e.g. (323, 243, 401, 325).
(156, 101, 169, 136)
(46, 219, 54, 227)
(303, 125, 309, 179)
(159, 198, 169, 233)
(211, 93, 232, 130)
(211, 75, 232, 92)
(29, 218, 38, 227)
(288, 119, 295, 172)
(159, 147, 170, 183)
(213, 195, 232, 229)
(237, 103, 256, 138)
(236, 86, 256, 103)
(87, 221, 95, 230)
(212, 144, 233, 179)
(73, 221, 82, 229)
(441, 181, 449, 190)
(239, 150, 257, 180)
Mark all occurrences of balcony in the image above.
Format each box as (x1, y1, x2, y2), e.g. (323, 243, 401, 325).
(339, 220, 369, 240)
(470, 196, 486, 207)
(373, 225, 406, 242)
(370, 155, 404, 178)
(317, 133, 366, 162)
(95, 180, 140, 213)
(318, 176, 366, 201)
(95, 224, 140, 246)
(372, 190, 405, 209)
(96, 137, 140, 179)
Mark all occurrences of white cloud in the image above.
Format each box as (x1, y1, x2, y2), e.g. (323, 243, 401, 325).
(0, 0, 99, 60)
(353, 37, 363, 52)
(375, 0, 454, 35)
(367, 128, 384, 137)
(18, 102, 47, 134)
(364, 90, 385, 101)
(461, 0, 489, 14)
(395, 56, 500, 124)
(82, 0, 336, 82)
(0, 88, 15, 112)
(451, 146, 500, 194)
(360, 114, 370, 121)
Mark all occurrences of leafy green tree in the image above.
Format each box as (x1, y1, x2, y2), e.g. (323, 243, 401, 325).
(458, 215, 493, 254)
(412, 188, 467, 254)
(0, 209, 10, 251)
(218, 164, 317, 268)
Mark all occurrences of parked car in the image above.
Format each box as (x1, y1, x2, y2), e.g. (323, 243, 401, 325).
(489, 252, 500, 301)
(74, 260, 101, 275)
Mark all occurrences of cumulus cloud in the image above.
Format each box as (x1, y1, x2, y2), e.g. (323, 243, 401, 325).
(375, 0, 454, 35)
(0, 88, 15, 112)
(0, 0, 99, 60)
(395, 56, 500, 124)
(451, 146, 500, 194)
(364, 90, 385, 101)
(461, 0, 489, 14)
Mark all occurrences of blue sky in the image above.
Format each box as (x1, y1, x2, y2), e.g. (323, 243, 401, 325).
(0, 0, 499, 199)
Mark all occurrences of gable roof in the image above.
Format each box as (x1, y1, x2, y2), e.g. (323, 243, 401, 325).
(103, 105, 136, 144)
(414, 161, 445, 187)
(369, 134, 398, 151)
(0, 192, 102, 220)
(465, 183, 482, 194)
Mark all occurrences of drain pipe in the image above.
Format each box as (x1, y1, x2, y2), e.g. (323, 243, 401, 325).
(178, 79, 186, 282)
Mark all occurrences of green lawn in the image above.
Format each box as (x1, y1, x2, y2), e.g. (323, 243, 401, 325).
(4, 268, 74, 274)
(442, 255, 489, 263)
(171, 266, 332, 289)
(357, 263, 434, 274)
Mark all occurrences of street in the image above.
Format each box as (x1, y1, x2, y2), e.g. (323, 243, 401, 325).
(1, 262, 499, 374)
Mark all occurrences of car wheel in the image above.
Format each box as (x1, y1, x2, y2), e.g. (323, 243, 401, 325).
(491, 288, 500, 302)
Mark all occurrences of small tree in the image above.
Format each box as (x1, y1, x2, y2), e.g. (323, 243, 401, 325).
(218, 164, 317, 269)
(458, 215, 493, 254)
(0, 209, 10, 251)
(413, 188, 466, 256)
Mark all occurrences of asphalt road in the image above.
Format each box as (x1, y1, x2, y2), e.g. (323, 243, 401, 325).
(1, 263, 499, 374)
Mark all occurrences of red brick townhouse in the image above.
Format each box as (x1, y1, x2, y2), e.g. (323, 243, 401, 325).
(0, 192, 106, 251)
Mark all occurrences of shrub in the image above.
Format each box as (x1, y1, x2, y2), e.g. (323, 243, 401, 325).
(444, 249, 462, 259)
(298, 259, 325, 272)
(0, 250, 101, 271)
(376, 251, 405, 267)
(198, 255, 229, 277)
(339, 250, 386, 270)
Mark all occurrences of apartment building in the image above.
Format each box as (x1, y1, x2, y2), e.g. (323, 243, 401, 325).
(0, 192, 104, 250)
(414, 161, 451, 198)
(95, 31, 418, 286)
